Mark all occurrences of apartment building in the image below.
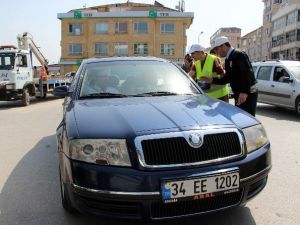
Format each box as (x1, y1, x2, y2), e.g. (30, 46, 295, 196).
(261, 0, 300, 60)
(57, 2, 193, 74)
(210, 27, 241, 49)
(240, 27, 263, 62)
(271, 2, 300, 60)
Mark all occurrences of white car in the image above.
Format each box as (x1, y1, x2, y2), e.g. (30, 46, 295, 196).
(252, 60, 300, 115)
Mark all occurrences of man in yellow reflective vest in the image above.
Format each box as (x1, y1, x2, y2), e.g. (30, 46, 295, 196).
(187, 44, 229, 102)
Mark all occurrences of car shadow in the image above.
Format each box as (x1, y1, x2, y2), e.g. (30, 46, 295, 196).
(256, 103, 300, 122)
(0, 95, 62, 110)
(0, 135, 257, 225)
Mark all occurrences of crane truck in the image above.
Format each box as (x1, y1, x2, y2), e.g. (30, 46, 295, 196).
(0, 32, 70, 106)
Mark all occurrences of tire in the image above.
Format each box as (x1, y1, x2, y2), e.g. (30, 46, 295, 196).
(59, 169, 77, 213)
(22, 88, 30, 106)
(296, 97, 300, 116)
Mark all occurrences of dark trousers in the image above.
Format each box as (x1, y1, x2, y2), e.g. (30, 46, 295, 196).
(234, 92, 258, 116)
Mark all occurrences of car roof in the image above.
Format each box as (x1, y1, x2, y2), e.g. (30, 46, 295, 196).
(252, 60, 300, 67)
(82, 56, 170, 64)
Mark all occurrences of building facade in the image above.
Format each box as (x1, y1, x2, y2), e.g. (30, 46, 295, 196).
(210, 27, 241, 49)
(240, 27, 263, 62)
(261, 0, 300, 60)
(271, 2, 300, 60)
(57, 2, 193, 74)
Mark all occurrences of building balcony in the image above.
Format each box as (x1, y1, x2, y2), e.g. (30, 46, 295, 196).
(271, 40, 300, 53)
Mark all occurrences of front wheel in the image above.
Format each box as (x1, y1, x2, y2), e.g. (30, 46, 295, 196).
(295, 97, 300, 116)
(22, 88, 30, 106)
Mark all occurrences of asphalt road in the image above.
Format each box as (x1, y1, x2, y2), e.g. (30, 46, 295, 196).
(0, 98, 300, 225)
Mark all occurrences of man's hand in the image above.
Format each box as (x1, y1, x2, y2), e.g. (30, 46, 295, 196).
(188, 70, 196, 79)
(236, 93, 248, 105)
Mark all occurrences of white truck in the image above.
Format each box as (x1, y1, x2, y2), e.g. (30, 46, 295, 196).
(0, 32, 70, 106)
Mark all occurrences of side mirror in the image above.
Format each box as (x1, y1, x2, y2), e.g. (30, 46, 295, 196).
(283, 77, 293, 83)
(53, 85, 71, 97)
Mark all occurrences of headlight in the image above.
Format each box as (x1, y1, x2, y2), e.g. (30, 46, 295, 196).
(243, 124, 269, 153)
(69, 139, 131, 167)
(6, 84, 14, 89)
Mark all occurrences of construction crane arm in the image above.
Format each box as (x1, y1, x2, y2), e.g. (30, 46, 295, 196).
(17, 32, 48, 66)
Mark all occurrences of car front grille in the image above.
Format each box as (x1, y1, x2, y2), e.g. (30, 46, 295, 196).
(141, 132, 242, 166)
(151, 190, 242, 219)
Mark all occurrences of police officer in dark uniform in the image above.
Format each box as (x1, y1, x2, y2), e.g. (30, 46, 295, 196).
(203, 36, 257, 116)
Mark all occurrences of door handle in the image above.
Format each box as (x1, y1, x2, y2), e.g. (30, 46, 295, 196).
(271, 84, 275, 87)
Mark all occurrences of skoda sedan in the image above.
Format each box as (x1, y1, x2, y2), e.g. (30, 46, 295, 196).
(56, 57, 271, 220)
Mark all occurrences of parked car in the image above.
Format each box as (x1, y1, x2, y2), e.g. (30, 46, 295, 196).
(253, 60, 300, 115)
(55, 57, 271, 220)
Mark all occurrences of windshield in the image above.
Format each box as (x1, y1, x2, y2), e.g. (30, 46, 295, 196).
(289, 66, 300, 81)
(0, 53, 15, 70)
(79, 60, 199, 98)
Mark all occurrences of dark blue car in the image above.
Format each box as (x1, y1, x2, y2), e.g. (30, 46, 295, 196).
(56, 57, 271, 220)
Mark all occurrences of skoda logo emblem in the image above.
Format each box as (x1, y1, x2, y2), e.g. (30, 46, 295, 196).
(188, 133, 203, 148)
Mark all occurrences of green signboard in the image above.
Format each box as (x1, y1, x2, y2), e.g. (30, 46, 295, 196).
(74, 10, 82, 19)
(149, 9, 157, 18)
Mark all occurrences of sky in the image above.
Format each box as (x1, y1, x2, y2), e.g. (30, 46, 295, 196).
(0, 0, 264, 65)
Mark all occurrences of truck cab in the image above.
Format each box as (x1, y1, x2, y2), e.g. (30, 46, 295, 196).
(0, 46, 35, 105)
(1, 32, 72, 106)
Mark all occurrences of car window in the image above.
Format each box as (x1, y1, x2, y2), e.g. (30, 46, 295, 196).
(79, 60, 199, 97)
(256, 66, 272, 81)
(273, 67, 289, 82)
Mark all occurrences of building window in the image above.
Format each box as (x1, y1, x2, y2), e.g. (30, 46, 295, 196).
(115, 43, 128, 55)
(287, 11, 296, 25)
(273, 17, 286, 31)
(134, 43, 148, 54)
(69, 23, 83, 35)
(160, 43, 175, 55)
(183, 25, 187, 36)
(160, 23, 175, 34)
(95, 22, 108, 34)
(134, 22, 148, 33)
(115, 22, 128, 33)
(69, 44, 82, 55)
(95, 43, 108, 55)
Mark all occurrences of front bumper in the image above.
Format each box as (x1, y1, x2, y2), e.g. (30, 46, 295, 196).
(60, 143, 271, 220)
(0, 89, 22, 100)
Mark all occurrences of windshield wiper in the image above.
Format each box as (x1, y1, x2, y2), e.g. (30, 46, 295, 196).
(138, 91, 179, 96)
(80, 92, 128, 99)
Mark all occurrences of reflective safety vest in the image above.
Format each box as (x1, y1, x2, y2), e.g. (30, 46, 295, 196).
(40, 66, 48, 80)
(194, 54, 229, 99)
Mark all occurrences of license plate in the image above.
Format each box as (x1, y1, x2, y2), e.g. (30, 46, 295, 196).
(162, 171, 239, 202)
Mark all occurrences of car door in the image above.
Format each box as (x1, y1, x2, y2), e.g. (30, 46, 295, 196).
(270, 67, 295, 107)
(15, 53, 31, 89)
(256, 65, 273, 104)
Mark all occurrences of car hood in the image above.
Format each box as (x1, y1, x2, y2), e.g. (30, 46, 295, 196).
(68, 95, 259, 138)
